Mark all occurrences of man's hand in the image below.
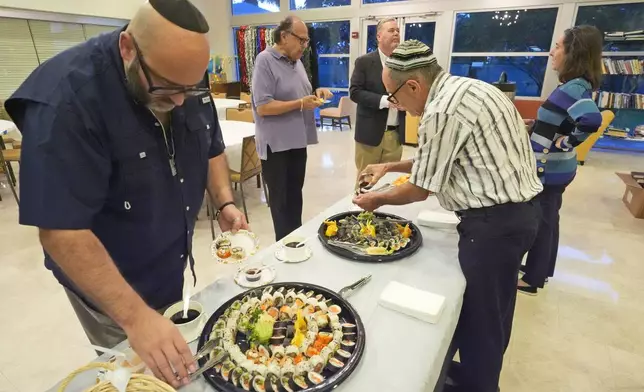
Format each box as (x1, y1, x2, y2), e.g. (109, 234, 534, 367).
(315, 88, 334, 101)
(352, 192, 383, 212)
(123, 308, 195, 388)
(301, 95, 323, 110)
(358, 163, 389, 188)
(554, 136, 567, 150)
(218, 204, 249, 233)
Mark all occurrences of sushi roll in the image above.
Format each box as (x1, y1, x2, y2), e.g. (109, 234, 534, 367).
(319, 347, 333, 362)
(241, 359, 256, 373)
(334, 349, 352, 362)
(253, 375, 267, 392)
(221, 360, 236, 382)
(309, 355, 325, 373)
(331, 321, 342, 332)
(270, 345, 286, 359)
(279, 306, 294, 321)
(328, 313, 340, 324)
(295, 360, 312, 375)
(240, 302, 252, 315)
(213, 362, 223, 374)
(307, 371, 325, 386)
(286, 345, 299, 357)
(273, 292, 285, 307)
(255, 364, 268, 377)
(231, 300, 242, 311)
(266, 374, 281, 392)
(341, 339, 356, 352)
(327, 341, 339, 352)
(333, 330, 343, 343)
(267, 361, 281, 378)
(270, 335, 286, 347)
(314, 294, 324, 302)
(290, 375, 309, 391)
(285, 325, 295, 339)
(306, 331, 317, 342)
(261, 292, 274, 305)
(342, 322, 357, 333)
(281, 362, 296, 377)
(285, 291, 296, 306)
(258, 345, 271, 359)
(325, 357, 345, 373)
(242, 294, 251, 304)
(275, 286, 286, 294)
(226, 317, 238, 330)
(280, 376, 296, 392)
(231, 367, 244, 387)
(304, 290, 315, 298)
(213, 318, 226, 330)
(308, 321, 319, 333)
(267, 307, 280, 320)
(263, 286, 275, 295)
(306, 297, 318, 308)
(240, 371, 253, 391)
(211, 329, 225, 339)
(317, 301, 328, 312)
(344, 332, 357, 342)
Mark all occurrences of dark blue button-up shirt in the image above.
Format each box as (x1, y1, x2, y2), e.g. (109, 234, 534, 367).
(5, 28, 224, 310)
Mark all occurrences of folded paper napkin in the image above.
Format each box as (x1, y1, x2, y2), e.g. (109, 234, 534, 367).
(379, 281, 446, 324)
(417, 210, 459, 229)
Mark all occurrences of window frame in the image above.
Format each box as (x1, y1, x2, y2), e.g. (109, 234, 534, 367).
(448, 5, 561, 99)
(309, 19, 351, 94)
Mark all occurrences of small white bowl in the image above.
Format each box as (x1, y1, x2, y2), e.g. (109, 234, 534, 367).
(281, 235, 308, 261)
(163, 300, 206, 343)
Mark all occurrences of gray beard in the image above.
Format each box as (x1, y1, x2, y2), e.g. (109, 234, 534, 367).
(124, 59, 175, 113)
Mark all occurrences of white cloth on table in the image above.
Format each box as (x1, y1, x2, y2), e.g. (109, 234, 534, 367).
(220, 120, 255, 172)
(213, 98, 246, 121)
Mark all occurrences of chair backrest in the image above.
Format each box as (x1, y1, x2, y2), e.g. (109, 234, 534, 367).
(598, 110, 615, 133)
(226, 108, 254, 123)
(212, 92, 227, 99)
(338, 96, 353, 116)
(239, 136, 262, 180)
(240, 92, 251, 103)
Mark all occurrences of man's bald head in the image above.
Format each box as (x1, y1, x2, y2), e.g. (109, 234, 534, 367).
(273, 15, 309, 61)
(120, 0, 210, 111)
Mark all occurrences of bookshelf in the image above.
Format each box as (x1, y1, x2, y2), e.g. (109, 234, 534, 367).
(593, 34, 644, 152)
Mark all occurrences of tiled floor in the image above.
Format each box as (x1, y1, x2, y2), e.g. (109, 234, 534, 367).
(1, 130, 643, 392)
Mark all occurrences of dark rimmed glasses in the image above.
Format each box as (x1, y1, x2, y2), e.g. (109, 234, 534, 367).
(288, 31, 310, 46)
(130, 35, 210, 97)
(387, 80, 408, 105)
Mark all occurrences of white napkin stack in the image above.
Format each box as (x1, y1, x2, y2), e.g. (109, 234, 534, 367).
(379, 281, 446, 324)
(416, 210, 459, 230)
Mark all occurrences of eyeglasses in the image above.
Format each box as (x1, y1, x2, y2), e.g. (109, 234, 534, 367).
(387, 80, 408, 105)
(130, 35, 210, 97)
(288, 31, 310, 46)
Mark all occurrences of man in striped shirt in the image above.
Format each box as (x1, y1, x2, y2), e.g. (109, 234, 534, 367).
(353, 40, 543, 392)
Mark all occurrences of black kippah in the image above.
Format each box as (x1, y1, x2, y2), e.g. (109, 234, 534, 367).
(149, 0, 210, 33)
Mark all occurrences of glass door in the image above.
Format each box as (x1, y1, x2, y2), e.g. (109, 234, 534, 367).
(401, 17, 436, 51)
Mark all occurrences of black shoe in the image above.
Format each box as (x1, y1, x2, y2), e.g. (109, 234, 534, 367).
(518, 283, 538, 296)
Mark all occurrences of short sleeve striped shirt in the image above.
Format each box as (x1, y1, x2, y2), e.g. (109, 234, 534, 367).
(410, 72, 543, 211)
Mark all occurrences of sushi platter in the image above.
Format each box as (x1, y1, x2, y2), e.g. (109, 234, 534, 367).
(196, 283, 366, 392)
(318, 211, 423, 262)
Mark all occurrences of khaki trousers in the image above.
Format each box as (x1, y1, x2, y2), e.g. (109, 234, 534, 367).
(355, 130, 403, 186)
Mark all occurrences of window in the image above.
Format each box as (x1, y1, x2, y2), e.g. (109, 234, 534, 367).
(232, 0, 280, 15)
(0, 18, 40, 99)
(366, 25, 378, 53)
(576, 3, 644, 52)
(83, 24, 119, 39)
(405, 22, 436, 49)
(290, 0, 350, 10)
(451, 8, 558, 97)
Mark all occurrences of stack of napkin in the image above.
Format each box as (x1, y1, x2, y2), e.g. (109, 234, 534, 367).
(417, 210, 459, 230)
(379, 281, 446, 324)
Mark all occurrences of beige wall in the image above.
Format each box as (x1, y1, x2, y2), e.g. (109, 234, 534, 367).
(0, 0, 233, 55)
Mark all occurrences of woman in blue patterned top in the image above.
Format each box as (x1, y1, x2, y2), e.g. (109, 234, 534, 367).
(519, 25, 603, 295)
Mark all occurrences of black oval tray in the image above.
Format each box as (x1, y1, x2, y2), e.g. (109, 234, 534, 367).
(318, 211, 423, 262)
(197, 282, 366, 392)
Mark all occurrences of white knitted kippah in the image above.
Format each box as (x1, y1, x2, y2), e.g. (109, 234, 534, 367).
(385, 40, 436, 71)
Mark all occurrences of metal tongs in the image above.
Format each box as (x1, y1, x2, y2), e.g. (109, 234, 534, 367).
(189, 348, 228, 381)
(356, 182, 394, 196)
(338, 274, 372, 298)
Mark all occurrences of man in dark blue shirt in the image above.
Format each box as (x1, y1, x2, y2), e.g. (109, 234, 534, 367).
(4, 0, 247, 387)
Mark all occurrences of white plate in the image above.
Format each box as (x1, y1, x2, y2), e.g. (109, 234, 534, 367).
(211, 230, 259, 264)
(234, 267, 276, 288)
(274, 246, 312, 263)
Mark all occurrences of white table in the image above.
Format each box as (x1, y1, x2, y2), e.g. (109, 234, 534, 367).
(213, 98, 246, 121)
(0, 119, 20, 140)
(47, 177, 466, 392)
(220, 120, 255, 172)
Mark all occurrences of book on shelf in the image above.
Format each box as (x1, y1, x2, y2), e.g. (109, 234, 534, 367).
(593, 91, 644, 109)
(605, 127, 629, 138)
(602, 58, 644, 75)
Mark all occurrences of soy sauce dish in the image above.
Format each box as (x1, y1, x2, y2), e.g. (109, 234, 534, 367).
(163, 300, 207, 342)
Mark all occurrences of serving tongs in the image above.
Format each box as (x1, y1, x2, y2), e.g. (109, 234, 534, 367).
(189, 349, 228, 381)
(356, 182, 393, 196)
(338, 274, 372, 298)
(327, 240, 372, 255)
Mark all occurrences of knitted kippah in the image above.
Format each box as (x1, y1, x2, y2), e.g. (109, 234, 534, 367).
(149, 0, 210, 33)
(385, 40, 436, 71)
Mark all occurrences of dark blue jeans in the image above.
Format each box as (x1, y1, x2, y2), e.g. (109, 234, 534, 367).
(522, 183, 569, 288)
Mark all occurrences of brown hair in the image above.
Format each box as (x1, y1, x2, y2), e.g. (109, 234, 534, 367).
(558, 25, 603, 89)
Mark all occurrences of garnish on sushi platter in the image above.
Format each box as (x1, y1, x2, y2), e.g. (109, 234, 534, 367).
(200, 284, 364, 392)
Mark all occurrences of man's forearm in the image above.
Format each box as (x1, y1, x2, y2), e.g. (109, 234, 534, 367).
(40, 229, 149, 328)
(207, 153, 235, 208)
(376, 182, 430, 206)
(385, 159, 414, 174)
(256, 100, 300, 116)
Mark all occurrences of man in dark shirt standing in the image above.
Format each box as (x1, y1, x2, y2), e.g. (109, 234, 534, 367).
(4, 0, 247, 388)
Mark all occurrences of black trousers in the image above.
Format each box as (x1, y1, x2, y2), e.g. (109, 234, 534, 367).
(522, 183, 568, 288)
(261, 146, 307, 242)
(442, 201, 540, 392)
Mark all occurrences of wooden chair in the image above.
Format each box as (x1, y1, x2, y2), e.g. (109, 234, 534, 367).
(226, 107, 254, 123)
(0, 146, 20, 204)
(320, 97, 352, 130)
(240, 92, 251, 103)
(208, 136, 267, 235)
(404, 113, 420, 146)
(212, 92, 227, 99)
(577, 110, 615, 165)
